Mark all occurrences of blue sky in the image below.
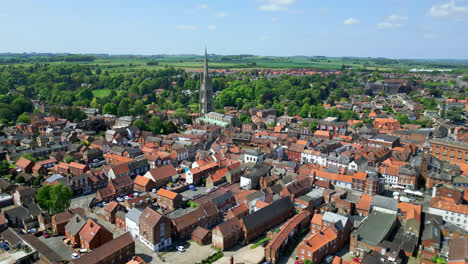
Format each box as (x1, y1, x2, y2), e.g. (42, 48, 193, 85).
(0, 0, 467, 59)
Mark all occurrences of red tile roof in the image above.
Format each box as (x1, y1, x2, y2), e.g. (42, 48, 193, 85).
(16, 157, 33, 169)
(156, 188, 178, 200)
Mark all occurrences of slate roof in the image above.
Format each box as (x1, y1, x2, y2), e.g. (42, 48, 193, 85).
(65, 214, 88, 237)
(241, 197, 293, 232)
(354, 211, 397, 247)
(126, 208, 143, 224)
(371, 195, 397, 212)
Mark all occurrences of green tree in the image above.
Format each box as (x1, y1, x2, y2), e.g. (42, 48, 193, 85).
(35, 184, 73, 214)
(446, 107, 464, 123)
(16, 175, 25, 184)
(133, 119, 148, 131)
(103, 103, 117, 115)
(0, 160, 10, 175)
(149, 116, 163, 134)
(16, 113, 31, 124)
(118, 98, 131, 116)
(64, 156, 73, 163)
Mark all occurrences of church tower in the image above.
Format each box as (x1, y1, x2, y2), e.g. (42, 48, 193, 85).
(199, 48, 214, 117)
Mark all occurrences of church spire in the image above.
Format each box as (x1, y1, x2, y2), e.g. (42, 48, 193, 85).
(204, 47, 209, 77)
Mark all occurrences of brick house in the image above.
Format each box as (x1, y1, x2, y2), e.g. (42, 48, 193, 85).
(143, 164, 178, 188)
(226, 204, 249, 220)
(138, 207, 172, 252)
(286, 143, 305, 163)
(104, 201, 121, 224)
(79, 219, 113, 251)
(15, 157, 34, 173)
(96, 175, 133, 202)
(212, 217, 243, 250)
(64, 214, 88, 248)
(32, 158, 57, 176)
(69, 162, 90, 176)
(134, 175, 155, 192)
(73, 232, 135, 264)
(298, 212, 352, 263)
(240, 197, 295, 243)
(356, 194, 372, 217)
(172, 201, 219, 239)
(191, 226, 211, 245)
(51, 208, 86, 235)
(156, 188, 182, 210)
(265, 211, 311, 264)
(115, 211, 126, 231)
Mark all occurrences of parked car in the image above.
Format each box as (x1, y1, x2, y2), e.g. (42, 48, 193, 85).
(27, 228, 37, 234)
(72, 253, 80, 259)
(325, 255, 334, 263)
(353, 258, 362, 263)
(102, 201, 108, 206)
(116, 197, 124, 202)
(124, 196, 130, 200)
(133, 192, 139, 197)
(79, 248, 88, 253)
(189, 185, 196, 191)
(43, 233, 50, 238)
(96, 203, 103, 208)
(129, 193, 133, 198)
(152, 189, 157, 193)
(176, 246, 185, 252)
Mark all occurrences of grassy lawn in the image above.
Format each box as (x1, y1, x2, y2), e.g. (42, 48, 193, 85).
(92, 88, 122, 98)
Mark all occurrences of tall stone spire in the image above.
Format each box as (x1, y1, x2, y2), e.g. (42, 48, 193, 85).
(199, 47, 214, 117)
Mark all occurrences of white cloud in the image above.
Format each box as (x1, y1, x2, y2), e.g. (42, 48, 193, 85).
(196, 3, 209, 10)
(214, 11, 228, 18)
(259, 0, 295, 12)
(377, 14, 407, 29)
(176, 25, 197, 30)
(208, 25, 216, 30)
(424, 33, 439, 39)
(271, 17, 279, 22)
(344, 17, 360, 25)
(387, 14, 408, 21)
(428, 0, 468, 17)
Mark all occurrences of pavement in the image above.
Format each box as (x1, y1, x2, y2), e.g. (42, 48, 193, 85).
(216, 243, 265, 264)
(38, 235, 75, 261)
(160, 241, 217, 264)
(179, 186, 208, 200)
(70, 193, 96, 209)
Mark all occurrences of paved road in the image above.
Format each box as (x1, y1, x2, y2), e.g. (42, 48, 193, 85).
(70, 193, 96, 209)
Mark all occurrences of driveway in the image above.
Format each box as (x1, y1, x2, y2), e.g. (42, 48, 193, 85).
(39, 235, 75, 261)
(216, 243, 265, 264)
(161, 241, 216, 264)
(180, 186, 208, 200)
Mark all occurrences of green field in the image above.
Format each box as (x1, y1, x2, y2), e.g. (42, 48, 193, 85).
(1, 53, 468, 74)
(92, 89, 112, 98)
